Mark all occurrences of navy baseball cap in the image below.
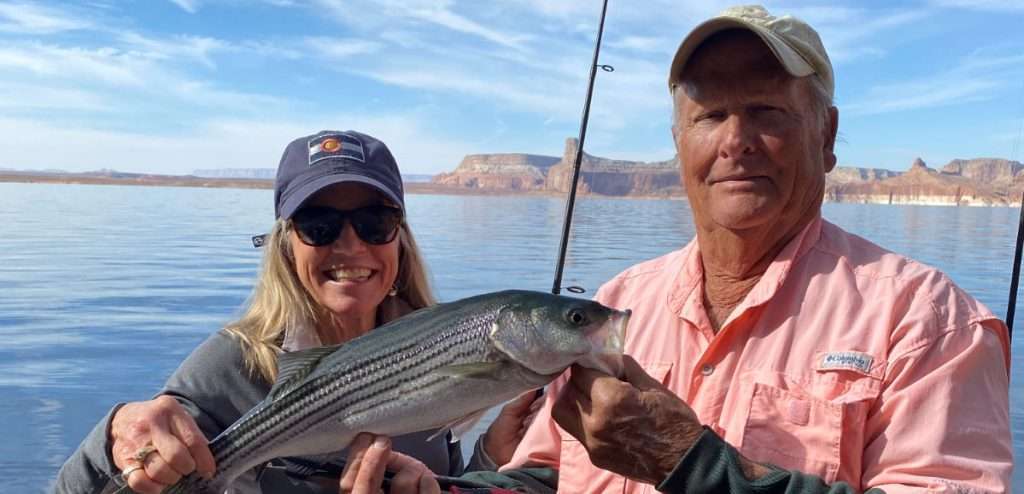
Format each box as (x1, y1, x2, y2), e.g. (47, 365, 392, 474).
(274, 130, 405, 220)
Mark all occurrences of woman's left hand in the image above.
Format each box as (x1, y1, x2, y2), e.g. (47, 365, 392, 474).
(339, 432, 440, 494)
(482, 391, 544, 466)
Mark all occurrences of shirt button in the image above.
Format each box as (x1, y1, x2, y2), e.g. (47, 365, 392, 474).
(701, 363, 714, 376)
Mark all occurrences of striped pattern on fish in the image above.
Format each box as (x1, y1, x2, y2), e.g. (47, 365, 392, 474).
(150, 290, 628, 494)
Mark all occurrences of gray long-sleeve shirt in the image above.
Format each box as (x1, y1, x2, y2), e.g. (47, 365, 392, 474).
(53, 329, 468, 494)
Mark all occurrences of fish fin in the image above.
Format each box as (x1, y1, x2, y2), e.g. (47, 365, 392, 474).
(433, 362, 504, 380)
(427, 408, 490, 443)
(270, 345, 341, 399)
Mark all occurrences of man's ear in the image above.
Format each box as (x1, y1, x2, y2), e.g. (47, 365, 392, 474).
(823, 106, 839, 173)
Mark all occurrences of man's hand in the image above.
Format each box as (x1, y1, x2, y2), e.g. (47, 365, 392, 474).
(339, 433, 440, 494)
(551, 355, 703, 485)
(482, 391, 543, 466)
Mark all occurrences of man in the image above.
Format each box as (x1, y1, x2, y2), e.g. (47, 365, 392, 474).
(499, 5, 1012, 493)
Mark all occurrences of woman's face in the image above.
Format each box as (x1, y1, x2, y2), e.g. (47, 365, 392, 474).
(288, 182, 401, 329)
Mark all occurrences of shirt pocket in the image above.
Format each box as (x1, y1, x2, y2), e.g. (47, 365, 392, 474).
(738, 382, 844, 483)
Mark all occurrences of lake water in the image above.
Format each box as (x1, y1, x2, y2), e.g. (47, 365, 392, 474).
(1, 183, 1022, 492)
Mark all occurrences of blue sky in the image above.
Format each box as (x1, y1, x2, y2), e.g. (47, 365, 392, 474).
(1, 0, 1022, 175)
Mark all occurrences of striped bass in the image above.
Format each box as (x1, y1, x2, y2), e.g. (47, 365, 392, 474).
(156, 290, 629, 493)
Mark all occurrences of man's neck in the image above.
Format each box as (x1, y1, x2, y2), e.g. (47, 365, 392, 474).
(697, 220, 808, 332)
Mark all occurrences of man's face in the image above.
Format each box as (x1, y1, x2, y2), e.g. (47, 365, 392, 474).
(672, 31, 837, 235)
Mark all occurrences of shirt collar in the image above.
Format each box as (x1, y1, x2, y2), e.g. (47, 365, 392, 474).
(669, 215, 824, 325)
(282, 322, 323, 352)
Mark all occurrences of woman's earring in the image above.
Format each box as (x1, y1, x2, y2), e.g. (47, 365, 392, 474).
(388, 285, 398, 297)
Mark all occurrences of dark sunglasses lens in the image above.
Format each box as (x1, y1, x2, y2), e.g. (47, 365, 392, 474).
(292, 206, 402, 246)
(351, 206, 403, 245)
(292, 208, 343, 246)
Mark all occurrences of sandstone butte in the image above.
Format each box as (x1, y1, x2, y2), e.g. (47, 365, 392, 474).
(431, 138, 1024, 207)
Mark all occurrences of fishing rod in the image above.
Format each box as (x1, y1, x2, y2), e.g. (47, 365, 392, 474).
(1006, 190, 1024, 341)
(551, 0, 614, 295)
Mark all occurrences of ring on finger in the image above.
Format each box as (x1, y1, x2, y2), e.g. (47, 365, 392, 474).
(133, 444, 158, 464)
(121, 464, 145, 483)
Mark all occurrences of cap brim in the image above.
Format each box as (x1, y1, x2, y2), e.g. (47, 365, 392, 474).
(279, 173, 404, 220)
(668, 18, 815, 89)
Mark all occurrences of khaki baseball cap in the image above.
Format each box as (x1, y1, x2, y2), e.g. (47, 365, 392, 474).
(668, 5, 834, 98)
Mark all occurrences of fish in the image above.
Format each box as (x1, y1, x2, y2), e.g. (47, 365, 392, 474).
(154, 289, 630, 493)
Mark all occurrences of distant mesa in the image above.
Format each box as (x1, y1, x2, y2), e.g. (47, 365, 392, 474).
(192, 169, 433, 183)
(4, 148, 1023, 207)
(433, 138, 682, 196)
(194, 168, 276, 180)
(431, 139, 1024, 206)
(432, 152, 560, 190)
(826, 157, 1024, 206)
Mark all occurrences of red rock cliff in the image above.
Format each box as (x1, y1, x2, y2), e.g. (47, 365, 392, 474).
(544, 138, 681, 196)
(431, 139, 1023, 205)
(431, 153, 559, 190)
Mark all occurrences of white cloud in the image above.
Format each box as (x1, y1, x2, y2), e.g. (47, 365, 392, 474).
(0, 44, 149, 87)
(169, 80, 288, 111)
(0, 1, 93, 34)
(932, 0, 1024, 11)
(118, 32, 229, 69)
(0, 40, 287, 117)
(845, 79, 1001, 115)
(606, 36, 671, 55)
(806, 9, 930, 65)
(844, 50, 1023, 115)
(313, 0, 529, 50)
(0, 83, 109, 110)
(356, 63, 581, 118)
(303, 37, 383, 59)
(0, 113, 479, 174)
(511, 0, 595, 19)
(169, 0, 199, 14)
(239, 40, 304, 60)
(405, 5, 529, 50)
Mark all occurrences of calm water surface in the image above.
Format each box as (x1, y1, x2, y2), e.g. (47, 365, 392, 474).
(1, 183, 1021, 491)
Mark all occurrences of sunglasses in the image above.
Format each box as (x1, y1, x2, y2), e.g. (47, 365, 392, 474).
(291, 205, 403, 246)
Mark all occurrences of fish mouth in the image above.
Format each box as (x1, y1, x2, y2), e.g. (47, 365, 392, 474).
(576, 308, 630, 377)
(608, 308, 630, 352)
(591, 308, 629, 354)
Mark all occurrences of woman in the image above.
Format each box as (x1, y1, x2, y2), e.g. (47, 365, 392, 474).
(54, 130, 534, 494)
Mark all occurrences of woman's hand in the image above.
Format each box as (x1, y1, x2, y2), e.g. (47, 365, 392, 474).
(339, 433, 440, 494)
(110, 395, 215, 494)
(482, 391, 543, 466)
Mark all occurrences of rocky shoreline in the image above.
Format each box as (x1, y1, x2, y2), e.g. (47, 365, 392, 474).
(5, 140, 1023, 207)
(432, 139, 1024, 207)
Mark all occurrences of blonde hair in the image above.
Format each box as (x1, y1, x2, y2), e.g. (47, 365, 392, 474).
(225, 218, 435, 383)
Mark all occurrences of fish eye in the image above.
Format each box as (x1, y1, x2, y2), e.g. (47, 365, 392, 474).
(567, 308, 588, 326)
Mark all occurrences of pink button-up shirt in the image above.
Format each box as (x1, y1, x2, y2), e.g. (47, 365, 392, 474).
(506, 216, 1012, 493)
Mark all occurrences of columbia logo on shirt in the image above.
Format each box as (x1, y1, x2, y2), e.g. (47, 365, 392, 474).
(308, 132, 365, 166)
(818, 351, 874, 374)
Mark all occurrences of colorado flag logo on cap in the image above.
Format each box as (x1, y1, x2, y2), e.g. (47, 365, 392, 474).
(308, 132, 365, 166)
